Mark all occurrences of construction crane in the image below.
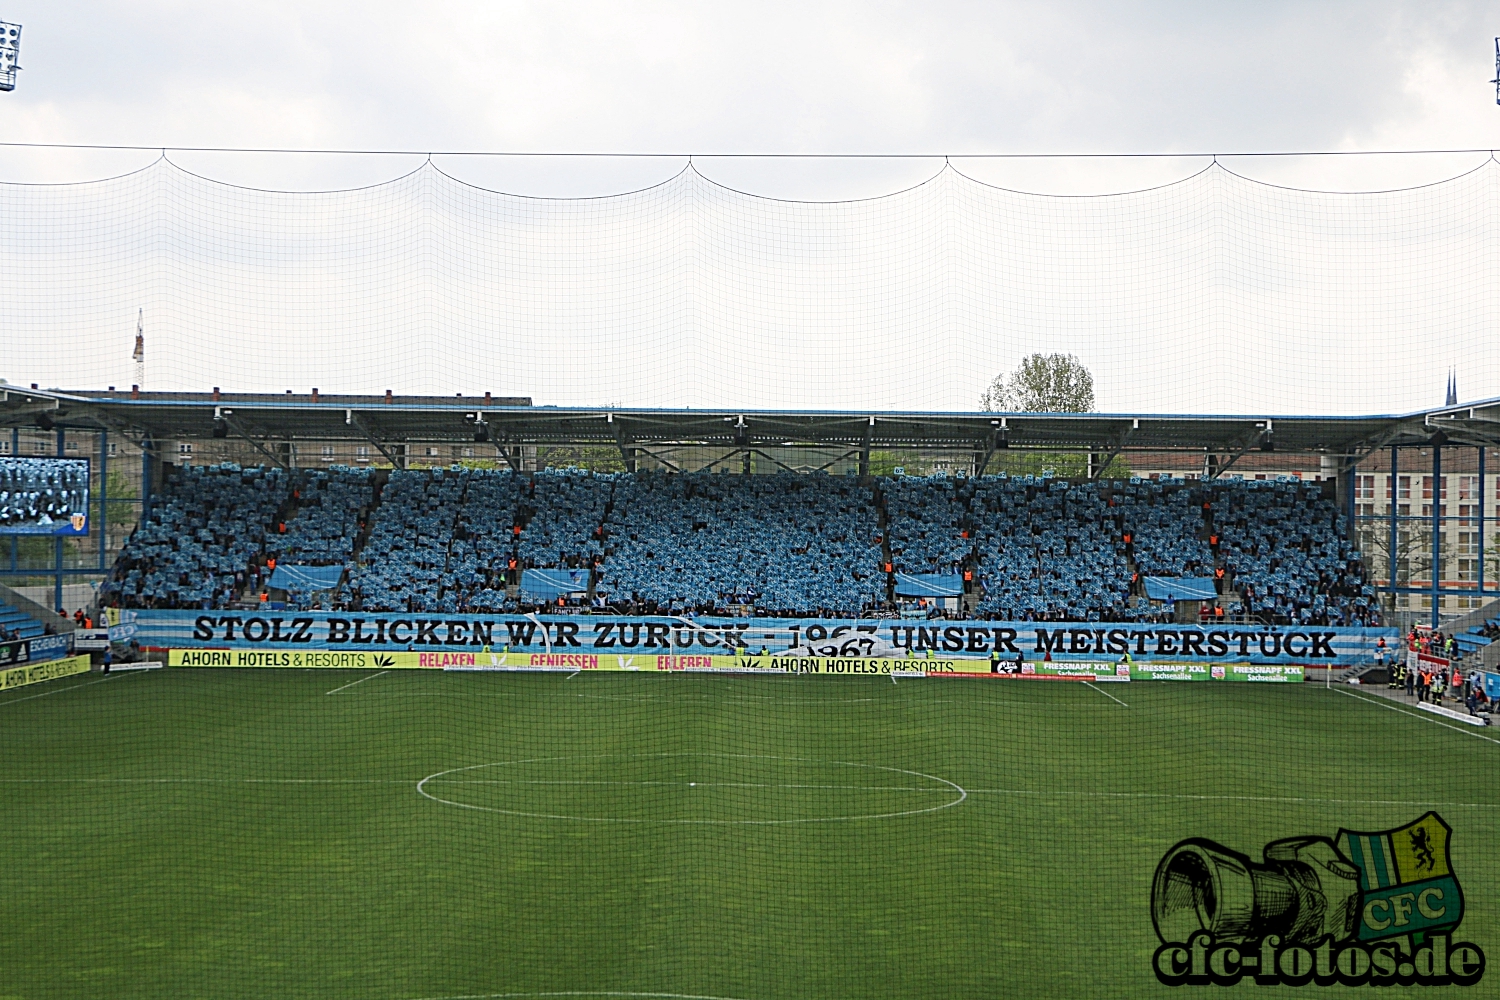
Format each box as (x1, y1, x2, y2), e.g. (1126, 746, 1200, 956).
(132, 309, 145, 390)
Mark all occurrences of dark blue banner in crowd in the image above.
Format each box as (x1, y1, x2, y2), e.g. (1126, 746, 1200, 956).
(128, 610, 1395, 667)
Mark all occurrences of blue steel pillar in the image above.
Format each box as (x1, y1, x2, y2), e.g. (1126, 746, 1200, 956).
(1476, 446, 1488, 602)
(54, 427, 65, 612)
(1478, 445, 1487, 601)
(8, 428, 16, 573)
(141, 436, 153, 521)
(97, 428, 107, 571)
(1343, 454, 1356, 528)
(1389, 446, 1398, 615)
(1431, 444, 1442, 628)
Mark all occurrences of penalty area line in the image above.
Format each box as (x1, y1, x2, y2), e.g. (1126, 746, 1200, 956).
(1333, 687, 1500, 746)
(326, 670, 389, 695)
(1083, 681, 1128, 707)
(963, 787, 1500, 809)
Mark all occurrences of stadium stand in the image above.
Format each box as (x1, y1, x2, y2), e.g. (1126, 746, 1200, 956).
(268, 467, 374, 567)
(1456, 626, 1493, 657)
(98, 463, 1376, 624)
(1212, 478, 1375, 626)
(600, 471, 884, 615)
(101, 463, 291, 609)
(971, 476, 1133, 621)
(514, 469, 611, 570)
(1121, 482, 1214, 577)
(0, 597, 45, 640)
(349, 467, 477, 613)
(883, 475, 972, 575)
(348, 467, 612, 614)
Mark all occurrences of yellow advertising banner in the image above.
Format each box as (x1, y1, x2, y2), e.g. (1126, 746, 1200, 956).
(166, 649, 1295, 681)
(167, 649, 975, 673)
(170, 649, 442, 669)
(0, 653, 92, 692)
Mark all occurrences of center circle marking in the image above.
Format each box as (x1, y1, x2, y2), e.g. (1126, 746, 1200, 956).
(406, 992, 756, 1000)
(416, 752, 966, 824)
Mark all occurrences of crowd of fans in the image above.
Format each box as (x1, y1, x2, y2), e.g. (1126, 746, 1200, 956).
(1373, 628, 1496, 718)
(98, 463, 1379, 623)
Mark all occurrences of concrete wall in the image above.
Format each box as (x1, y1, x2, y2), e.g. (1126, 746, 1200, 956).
(0, 581, 76, 632)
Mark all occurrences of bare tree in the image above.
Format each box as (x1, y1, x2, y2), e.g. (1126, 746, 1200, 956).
(1353, 522, 1428, 614)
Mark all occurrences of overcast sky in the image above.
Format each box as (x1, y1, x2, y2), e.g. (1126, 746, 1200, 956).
(1, 1, 1497, 192)
(2, 2, 1499, 412)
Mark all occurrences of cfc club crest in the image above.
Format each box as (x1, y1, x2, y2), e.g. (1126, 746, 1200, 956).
(1151, 813, 1484, 986)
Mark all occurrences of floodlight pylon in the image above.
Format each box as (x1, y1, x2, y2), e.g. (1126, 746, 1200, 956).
(1492, 37, 1500, 104)
(0, 21, 20, 92)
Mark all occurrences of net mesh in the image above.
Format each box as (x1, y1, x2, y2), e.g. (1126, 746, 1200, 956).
(2, 156, 1497, 412)
(3, 658, 1496, 997)
(4, 155, 1500, 996)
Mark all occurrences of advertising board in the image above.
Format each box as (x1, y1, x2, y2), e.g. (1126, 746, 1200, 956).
(72, 629, 112, 652)
(0, 631, 73, 668)
(0, 653, 90, 692)
(167, 648, 1303, 681)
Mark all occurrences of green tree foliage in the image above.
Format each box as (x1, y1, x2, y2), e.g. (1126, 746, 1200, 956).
(985, 451, 1131, 480)
(104, 468, 139, 528)
(977, 353, 1122, 478)
(980, 353, 1095, 413)
(866, 450, 922, 477)
(536, 446, 627, 473)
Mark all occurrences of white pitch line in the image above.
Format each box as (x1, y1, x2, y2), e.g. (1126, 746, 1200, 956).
(0, 778, 944, 793)
(0, 777, 415, 784)
(0, 669, 146, 708)
(417, 992, 758, 1000)
(417, 754, 968, 824)
(1082, 681, 1128, 707)
(427, 779, 950, 791)
(962, 788, 1500, 809)
(5, 777, 1496, 810)
(565, 670, 581, 680)
(1334, 687, 1500, 746)
(325, 670, 389, 695)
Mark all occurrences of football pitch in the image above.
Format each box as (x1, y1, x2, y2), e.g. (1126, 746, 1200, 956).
(2, 667, 1496, 999)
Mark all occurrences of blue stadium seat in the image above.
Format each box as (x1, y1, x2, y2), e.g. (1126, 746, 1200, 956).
(0, 600, 45, 639)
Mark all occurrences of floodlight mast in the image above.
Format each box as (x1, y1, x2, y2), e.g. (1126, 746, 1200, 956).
(1493, 37, 1500, 105)
(0, 21, 20, 93)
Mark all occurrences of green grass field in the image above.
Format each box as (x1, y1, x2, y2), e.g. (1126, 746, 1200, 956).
(2, 667, 1496, 999)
